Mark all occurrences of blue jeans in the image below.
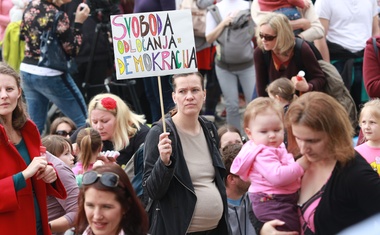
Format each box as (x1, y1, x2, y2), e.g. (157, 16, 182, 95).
(21, 71, 87, 134)
(143, 75, 175, 123)
(275, 7, 302, 21)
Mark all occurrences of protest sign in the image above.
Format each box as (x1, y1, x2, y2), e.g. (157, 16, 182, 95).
(110, 10, 198, 79)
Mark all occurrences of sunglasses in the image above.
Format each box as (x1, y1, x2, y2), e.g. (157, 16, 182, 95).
(259, 33, 277, 41)
(55, 130, 74, 136)
(82, 171, 120, 188)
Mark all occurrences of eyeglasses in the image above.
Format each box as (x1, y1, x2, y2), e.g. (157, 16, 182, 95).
(82, 171, 120, 188)
(55, 130, 74, 136)
(259, 33, 277, 41)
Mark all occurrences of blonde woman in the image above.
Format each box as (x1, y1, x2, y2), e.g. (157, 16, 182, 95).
(70, 93, 150, 166)
(254, 12, 326, 97)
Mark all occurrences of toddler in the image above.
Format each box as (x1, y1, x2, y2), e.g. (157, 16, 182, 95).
(42, 135, 75, 168)
(72, 127, 119, 186)
(355, 98, 380, 175)
(266, 77, 297, 113)
(231, 97, 308, 232)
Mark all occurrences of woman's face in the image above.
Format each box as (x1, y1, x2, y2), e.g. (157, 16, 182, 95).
(172, 75, 205, 117)
(58, 143, 75, 167)
(0, 74, 21, 119)
(84, 187, 124, 235)
(220, 131, 242, 149)
(259, 24, 277, 51)
(55, 122, 74, 138)
(90, 109, 116, 141)
(291, 124, 330, 162)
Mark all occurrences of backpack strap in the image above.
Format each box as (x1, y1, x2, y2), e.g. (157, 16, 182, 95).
(293, 37, 323, 72)
(207, 5, 222, 24)
(199, 116, 219, 148)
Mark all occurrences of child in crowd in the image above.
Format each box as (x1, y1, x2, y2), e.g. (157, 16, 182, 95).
(72, 128, 119, 186)
(266, 77, 297, 147)
(266, 77, 297, 113)
(42, 135, 75, 168)
(41, 134, 79, 234)
(217, 124, 244, 151)
(355, 99, 380, 175)
(231, 97, 308, 232)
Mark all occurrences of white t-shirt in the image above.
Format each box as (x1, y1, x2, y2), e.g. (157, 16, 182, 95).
(205, 0, 250, 35)
(315, 0, 378, 53)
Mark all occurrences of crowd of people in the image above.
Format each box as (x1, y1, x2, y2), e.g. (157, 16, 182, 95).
(0, 0, 380, 234)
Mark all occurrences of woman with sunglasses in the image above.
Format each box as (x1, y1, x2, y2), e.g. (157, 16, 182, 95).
(69, 164, 148, 235)
(0, 62, 67, 234)
(254, 12, 326, 98)
(70, 93, 150, 168)
(143, 72, 230, 235)
(50, 116, 77, 139)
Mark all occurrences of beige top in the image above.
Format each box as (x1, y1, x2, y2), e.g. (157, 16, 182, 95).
(251, 0, 324, 42)
(177, 126, 223, 233)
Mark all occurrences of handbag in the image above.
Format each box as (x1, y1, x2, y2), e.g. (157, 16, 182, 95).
(38, 11, 77, 73)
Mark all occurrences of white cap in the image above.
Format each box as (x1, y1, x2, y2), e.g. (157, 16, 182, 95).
(297, 70, 305, 77)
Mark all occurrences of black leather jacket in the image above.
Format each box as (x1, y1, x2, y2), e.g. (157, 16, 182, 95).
(143, 117, 230, 235)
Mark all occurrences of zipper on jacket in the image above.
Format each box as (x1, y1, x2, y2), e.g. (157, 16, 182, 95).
(174, 175, 196, 234)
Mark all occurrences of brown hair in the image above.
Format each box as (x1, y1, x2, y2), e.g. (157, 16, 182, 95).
(171, 72, 205, 91)
(285, 92, 355, 163)
(49, 116, 77, 135)
(74, 164, 149, 235)
(266, 77, 297, 103)
(221, 143, 243, 175)
(42, 135, 73, 157)
(0, 63, 28, 129)
(76, 128, 102, 171)
(217, 124, 242, 148)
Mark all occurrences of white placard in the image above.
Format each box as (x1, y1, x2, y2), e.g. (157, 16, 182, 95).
(110, 10, 198, 80)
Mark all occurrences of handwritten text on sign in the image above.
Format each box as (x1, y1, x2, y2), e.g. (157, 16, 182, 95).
(111, 10, 198, 79)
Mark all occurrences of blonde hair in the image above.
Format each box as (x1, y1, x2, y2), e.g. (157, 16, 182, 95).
(359, 98, 380, 126)
(285, 92, 355, 163)
(76, 128, 102, 172)
(87, 93, 146, 151)
(266, 77, 297, 103)
(256, 12, 295, 56)
(42, 135, 73, 157)
(243, 97, 284, 130)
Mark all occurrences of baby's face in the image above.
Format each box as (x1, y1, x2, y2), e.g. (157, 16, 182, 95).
(246, 109, 284, 148)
